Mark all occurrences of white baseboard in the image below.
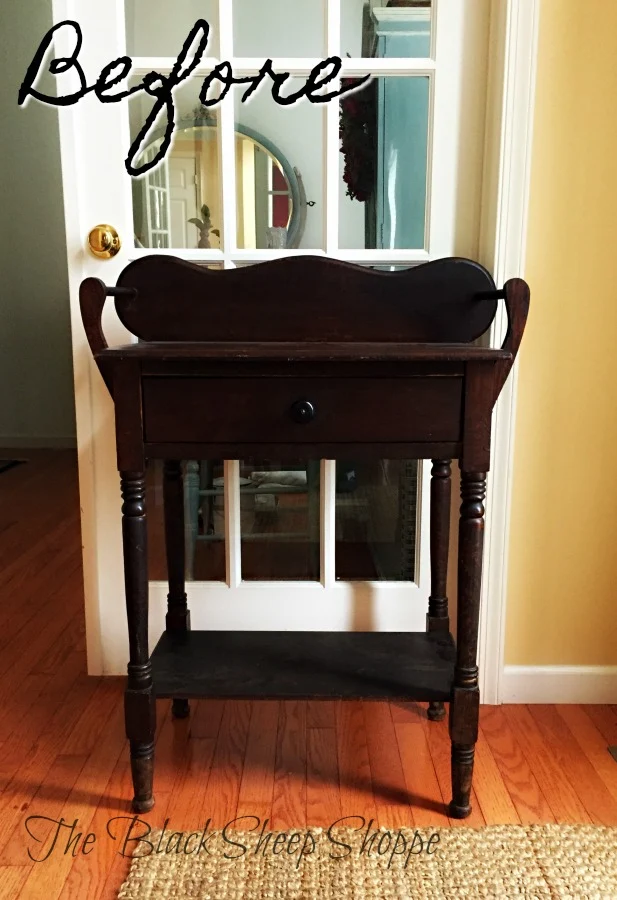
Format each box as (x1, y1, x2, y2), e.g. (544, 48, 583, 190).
(0, 436, 77, 450)
(501, 665, 617, 704)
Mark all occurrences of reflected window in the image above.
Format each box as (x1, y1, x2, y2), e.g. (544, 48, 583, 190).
(132, 118, 222, 251)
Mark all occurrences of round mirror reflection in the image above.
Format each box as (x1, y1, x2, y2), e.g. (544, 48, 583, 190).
(133, 120, 304, 251)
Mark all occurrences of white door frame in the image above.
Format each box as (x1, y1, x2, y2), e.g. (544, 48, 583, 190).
(50, 0, 540, 695)
(477, 0, 540, 703)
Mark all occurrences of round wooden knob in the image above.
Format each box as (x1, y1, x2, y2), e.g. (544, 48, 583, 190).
(290, 400, 316, 424)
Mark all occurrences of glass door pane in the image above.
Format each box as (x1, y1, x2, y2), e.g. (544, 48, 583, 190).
(341, 0, 432, 59)
(147, 459, 226, 582)
(335, 460, 418, 581)
(339, 76, 430, 250)
(240, 459, 320, 581)
(233, 0, 326, 57)
(234, 86, 325, 251)
(125, 0, 220, 57)
(130, 77, 223, 250)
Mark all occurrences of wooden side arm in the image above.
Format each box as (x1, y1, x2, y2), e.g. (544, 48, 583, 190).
(79, 277, 137, 396)
(493, 277, 530, 403)
(501, 277, 530, 360)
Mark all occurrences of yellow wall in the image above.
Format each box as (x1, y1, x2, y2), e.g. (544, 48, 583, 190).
(506, 0, 617, 665)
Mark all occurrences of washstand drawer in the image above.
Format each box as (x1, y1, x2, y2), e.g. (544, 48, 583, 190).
(142, 376, 463, 444)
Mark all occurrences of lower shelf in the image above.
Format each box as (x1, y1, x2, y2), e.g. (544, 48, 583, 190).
(151, 630, 455, 702)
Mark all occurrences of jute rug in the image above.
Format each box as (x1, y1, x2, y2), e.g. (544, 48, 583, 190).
(117, 823, 617, 899)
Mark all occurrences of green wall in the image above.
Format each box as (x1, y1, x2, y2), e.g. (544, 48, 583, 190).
(0, 0, 75, 447)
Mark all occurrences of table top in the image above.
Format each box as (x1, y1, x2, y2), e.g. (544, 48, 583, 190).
(96, 341, 513, 364)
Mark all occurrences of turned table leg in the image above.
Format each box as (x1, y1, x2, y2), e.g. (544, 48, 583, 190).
(427, 459, 451, 722)
(164, 460, 191, 720)
(121, 472, 156, 813)
(448, 470, 485, 819)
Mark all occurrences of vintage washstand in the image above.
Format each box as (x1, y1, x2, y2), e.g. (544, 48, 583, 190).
(80, 254, 529, 817)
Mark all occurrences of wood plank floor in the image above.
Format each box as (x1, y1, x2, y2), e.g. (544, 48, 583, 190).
(2, 450, 617, 898)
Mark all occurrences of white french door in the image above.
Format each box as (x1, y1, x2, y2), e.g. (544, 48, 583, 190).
(50, 0, 491, 675)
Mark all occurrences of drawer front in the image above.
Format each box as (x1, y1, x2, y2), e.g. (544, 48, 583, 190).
(142, 376, 463, 444)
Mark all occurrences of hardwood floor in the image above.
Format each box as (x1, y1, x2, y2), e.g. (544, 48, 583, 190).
(2, 450, 617, 898)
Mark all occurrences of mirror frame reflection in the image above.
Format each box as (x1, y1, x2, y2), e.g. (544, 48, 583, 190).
(133, 111, 308, 251)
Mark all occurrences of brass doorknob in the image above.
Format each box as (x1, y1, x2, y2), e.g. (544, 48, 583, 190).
(88, 224, 121, 259)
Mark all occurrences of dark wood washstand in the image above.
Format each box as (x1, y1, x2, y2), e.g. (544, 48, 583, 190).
(80, 254, 529, 818)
